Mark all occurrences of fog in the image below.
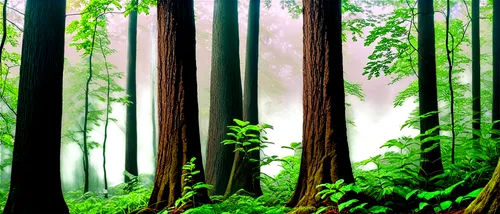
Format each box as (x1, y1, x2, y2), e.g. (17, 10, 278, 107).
(1, 0, 423, 192)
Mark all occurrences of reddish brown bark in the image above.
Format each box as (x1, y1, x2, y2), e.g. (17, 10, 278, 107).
(464, 158, 500, 214)
(286, 0, 354, 208)
(147, 0, 210, 211)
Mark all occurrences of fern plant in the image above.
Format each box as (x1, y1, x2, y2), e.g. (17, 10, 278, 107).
(165, 157, 213, 213)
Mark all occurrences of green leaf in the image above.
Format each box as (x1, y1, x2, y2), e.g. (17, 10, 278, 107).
(233, 119, 250, 127)
(339, 199, 359, 211)
(368, 206, 392, 213)
(439, 200, 452, 210)
(350, 202, 368, 212)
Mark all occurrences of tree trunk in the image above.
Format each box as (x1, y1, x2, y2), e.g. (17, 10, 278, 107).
(205, 0, 243, 196)
(471, 0, 480, 145)
(99, 37, 111, 198)
(3, 0, 68, 212)
(125, 0, 139, 181)
(286, 0, 354, 208)
(150, 17, 158, 170)
(464, 158, 500, 214)
(225, 0, 263, 198)
(492, 0, 500, 142)
(148, 0, 210, 210)
(417, 0, 443, 178)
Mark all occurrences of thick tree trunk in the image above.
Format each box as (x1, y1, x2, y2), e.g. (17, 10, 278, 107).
(225, 0, 263, 198)
(492, 0, 500, 142)
(464, 158, 500, 214)
(417, 0, 444, 178)
(205, 0, 243, 196)
(471, 0, 480, 144)
(125, 0, 139, 181)
(286, 0, 354, 208)
(148, 0, 210, 211)
(3, 0, 68, 212)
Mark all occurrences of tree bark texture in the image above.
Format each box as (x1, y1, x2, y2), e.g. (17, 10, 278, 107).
(3, 0, 68, 213)
(225, 0, 263, 198)
(286, 0, 354, 208)
(148, 0, 210, 211)
(205, 0, 243, 196)
(464, 158, 500, 214)
(125, 0, 139, 181)
(492, 0, 500, 142)
(417, 0, 444, 178)
(471, 0, 481, 143)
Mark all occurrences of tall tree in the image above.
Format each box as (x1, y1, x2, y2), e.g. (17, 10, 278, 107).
(492, 0, 500, 141)
(3, 0, 68, 212)
(464, 157, 500, 214)
(205, 0, 243, 196)
(225, 0, 263, 197)
(417, 0, 443, 177)
(125, 0, 139, 181)
(286, 0, 354, 208)
(472, 0, 481, 144)
(147, 0, 210, 210)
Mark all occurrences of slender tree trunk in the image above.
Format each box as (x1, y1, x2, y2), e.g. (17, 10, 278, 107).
(150, 17, 158, 170)
(472, 0, 481, 146)
(147, 0, 210, 211)
(286, 0, 354, 208)
(464, 157, 500, 214)
(205, 0, 243, 196)
(492, 0, 500, 142)
(417, 0, 443, 178)
(99, 37, 111, 198)
(3, 0, 68, 212)
(225, 0, 263, 198)
(125, 0, 139, 181)
(81, 10, 101, 195)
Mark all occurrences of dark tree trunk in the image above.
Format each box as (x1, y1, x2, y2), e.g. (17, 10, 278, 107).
(492, 0, 500, 142)
(464, 158, 500, 214)
(471, 0, 480, 144)
(205, 0, 243, 196)
(125, 0, 139, 181)
(148, 0, 210, 211)
(3, 0, 68, 213)
(225, 0, 263, 198)
(286, 0, 354, 208)
(417, 0, 444, 178)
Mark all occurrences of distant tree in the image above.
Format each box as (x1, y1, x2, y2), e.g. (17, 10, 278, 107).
(125, 0, 139, 181)
(417, 0, 443, 178)
(464, 157, 500, 214)
(471, 0, 481, 145)
(147, 0, 210, 210)
(205, 0, 243, 196)
(286, 0, 354, 208)
(2, 0, 68, 212)
(225, 0, 263, 197)
(150, 17, 158, 169)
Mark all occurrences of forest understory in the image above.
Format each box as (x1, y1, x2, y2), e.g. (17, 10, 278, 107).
(1, 0, 500, 213)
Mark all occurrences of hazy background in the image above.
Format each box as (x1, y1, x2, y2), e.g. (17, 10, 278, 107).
(2, 0, 423, 191)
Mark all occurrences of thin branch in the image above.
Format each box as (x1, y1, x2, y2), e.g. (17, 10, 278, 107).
(66, 11, 124, 18)
(6, 5, 22, 16)
(6, 19, 22, 32)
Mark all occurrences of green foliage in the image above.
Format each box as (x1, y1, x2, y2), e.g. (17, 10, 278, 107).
(222, 119, 274, 163)
(167, 157, 213, 212)
(0, 4, 22, 175)
(65, 179, 153, 214)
